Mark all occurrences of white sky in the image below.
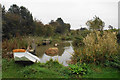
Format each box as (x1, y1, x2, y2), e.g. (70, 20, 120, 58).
(0, 0, 119, 29)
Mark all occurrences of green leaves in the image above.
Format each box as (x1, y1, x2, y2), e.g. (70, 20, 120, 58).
(69, 63, 88, 75)
(73, 36, 84, 47)
(2, 4, 34, 39)
(86, 16, 105, 31)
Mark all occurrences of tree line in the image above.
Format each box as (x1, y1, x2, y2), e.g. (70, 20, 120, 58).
(2, 4, 119, 41)
(2, 4, 71, 39)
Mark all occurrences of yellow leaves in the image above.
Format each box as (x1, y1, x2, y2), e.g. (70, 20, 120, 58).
(83, 30, 118, 58)
(73, 30, 119, 63)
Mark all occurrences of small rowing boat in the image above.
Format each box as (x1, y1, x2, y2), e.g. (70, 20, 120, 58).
(13, 49, 40, 63)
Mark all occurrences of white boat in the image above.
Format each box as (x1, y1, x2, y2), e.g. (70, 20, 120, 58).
(13, 51, 40, 63)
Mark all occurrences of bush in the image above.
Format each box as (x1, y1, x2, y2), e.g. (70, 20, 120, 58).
(61, 36, 71, 40)
(117, 32, 120, 44)
(72, 36, 84, 47)
(69, 63, 88, 75)
(104, 56, 120, 69)
(72, 31, 119, 64)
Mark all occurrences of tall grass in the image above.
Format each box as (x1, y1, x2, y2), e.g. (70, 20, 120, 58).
(2, 37, 28, 58)
(72, 31, 119, 64)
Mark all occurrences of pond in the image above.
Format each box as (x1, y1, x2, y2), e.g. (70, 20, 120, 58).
(36, 41, 74, 66)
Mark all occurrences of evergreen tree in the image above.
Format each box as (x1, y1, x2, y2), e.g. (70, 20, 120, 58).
(8, 4, 20, 15)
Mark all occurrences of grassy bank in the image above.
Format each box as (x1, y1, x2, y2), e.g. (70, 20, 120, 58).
(2, 31, 120, 79)
(2, 59, 120, 79)
(83, 64, 120, 78)
(2, 59, 70, 78)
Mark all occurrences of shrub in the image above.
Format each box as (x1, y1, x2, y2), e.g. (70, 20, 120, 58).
(72, 31, 119, 64)
(72, 36, 84, 47)
(104, 56, 120, 69)
(61, 36, 71, 40)
(117, 32, 120, 44)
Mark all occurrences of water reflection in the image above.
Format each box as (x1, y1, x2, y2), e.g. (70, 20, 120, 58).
(37, 41, 74, 66)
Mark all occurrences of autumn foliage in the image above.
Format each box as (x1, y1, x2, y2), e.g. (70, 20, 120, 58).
(73, 31, 119, 63)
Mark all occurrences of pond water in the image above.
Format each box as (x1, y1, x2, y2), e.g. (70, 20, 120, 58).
(36, 41, 74, 66)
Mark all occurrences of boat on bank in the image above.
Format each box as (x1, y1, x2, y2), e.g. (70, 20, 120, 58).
(13, 49, 40, 63)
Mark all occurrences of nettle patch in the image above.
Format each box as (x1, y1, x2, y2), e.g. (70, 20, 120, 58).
(69, 63, 88, 75)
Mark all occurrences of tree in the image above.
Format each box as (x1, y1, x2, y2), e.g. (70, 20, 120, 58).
(86, 16, 105, 31)
(2, 4, 71, 39)
(2, 5, 6, 19)
(19, 6, 34, 34)
(80, 27, 87, 31)
(64, 23, 71, 32)
(20, 6, 33, 23)
(2, 12, 26, 38)
(55, 18, 71, 34)
(8, 4, 20, 14)
(55, 18, 65, 34)
(108, 25, 113, 30)
(44, 25, 54, 37)
(34, 20, 45, 36)
(2, 4, 35, 39)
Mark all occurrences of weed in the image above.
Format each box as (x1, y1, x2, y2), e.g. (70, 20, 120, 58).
(69, 63, 88, 75)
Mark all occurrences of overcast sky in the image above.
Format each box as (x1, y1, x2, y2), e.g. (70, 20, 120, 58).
(1, 0, 119, 29)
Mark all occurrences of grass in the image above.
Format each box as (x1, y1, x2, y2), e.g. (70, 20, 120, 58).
(83, 64, 120, 78)
(2, 59, 70, 78)
(2, 35, 120, 79)
(2, 59, 120, 79)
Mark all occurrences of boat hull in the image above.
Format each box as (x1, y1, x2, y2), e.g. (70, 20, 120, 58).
(14, 52, 40, 62)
